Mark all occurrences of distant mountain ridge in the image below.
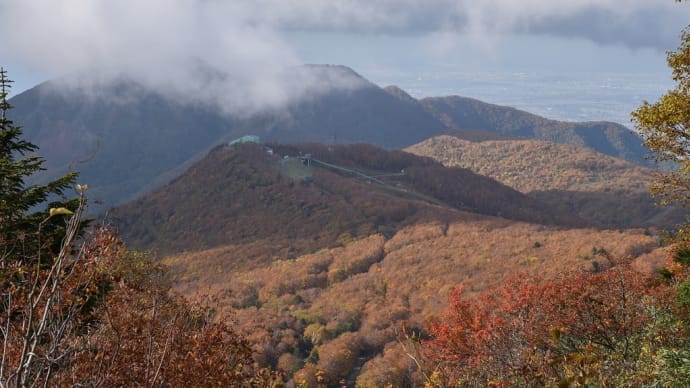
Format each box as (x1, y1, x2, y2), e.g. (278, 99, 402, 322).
(407, 135, 684, 228)
(418, 95, 649, 165)
(407, 135, 651, 193)
(9, 65, 447, 207)
(243, 67, 446, 148)
(8, 64, 651, 208)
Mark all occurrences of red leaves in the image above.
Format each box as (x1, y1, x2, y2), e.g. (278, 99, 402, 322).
(1, 227, 281, 386)
(425, 259, 665, 385)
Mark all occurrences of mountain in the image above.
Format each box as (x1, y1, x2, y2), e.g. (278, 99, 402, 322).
(245, 66, 447, 147)
(106, 141, 663, 384)
(407, 135, 684, 228)
(9, 81, 233, 208)
(407, 135, 651, 193)
(109, 142, 582, 260)
(56, 74, 663, 385)
(161, 205, 661, 386)
(419, 95, 650, 165)
(9, 65, 651, 211)
(9, 66, 445, 208)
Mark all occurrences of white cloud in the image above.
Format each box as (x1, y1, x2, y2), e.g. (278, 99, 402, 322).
(1, 0, 687, 112)
(0, 0, 312, 114)
(229, 0, 687, 49)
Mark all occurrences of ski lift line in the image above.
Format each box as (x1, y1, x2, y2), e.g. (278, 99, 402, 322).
(371, 172, 406, 178)
(308, 158, 473, 211)
(309, 159, 387, 185)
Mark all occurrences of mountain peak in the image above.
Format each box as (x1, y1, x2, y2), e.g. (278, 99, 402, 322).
(383, 85, 417, 104)
(302, 64, 363, 78)
(298, 64, 373, 91)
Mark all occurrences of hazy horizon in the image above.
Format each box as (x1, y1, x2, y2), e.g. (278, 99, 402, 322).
(2, 0, 688, 124)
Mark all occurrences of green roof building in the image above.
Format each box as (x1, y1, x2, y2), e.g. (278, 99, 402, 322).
(228, 135, 260, 146)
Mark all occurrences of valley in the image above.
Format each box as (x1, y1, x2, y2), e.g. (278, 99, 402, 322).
(6, 0, 690, 385)
(109, 140, 674, 385)
(163, 217, 661, 386)
(5, 65, 688, 386)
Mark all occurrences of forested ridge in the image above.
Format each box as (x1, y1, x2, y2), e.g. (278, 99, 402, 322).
(9, 63, 650, 212)
(407, 135, 686, 228)
(111, 142, 587, 261)
(5, 10, 690, 384)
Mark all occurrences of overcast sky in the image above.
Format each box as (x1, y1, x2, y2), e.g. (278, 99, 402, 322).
(1, 0, 689, 111)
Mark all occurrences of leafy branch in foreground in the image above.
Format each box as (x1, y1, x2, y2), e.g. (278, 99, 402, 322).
(632, 23, 690, 209)
(0, 67, 282, 386)
(1, 196, 282, 386)
(1, 190, 90, 385)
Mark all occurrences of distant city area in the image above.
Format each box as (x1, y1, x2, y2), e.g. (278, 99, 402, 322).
(375, 71, 674, 128)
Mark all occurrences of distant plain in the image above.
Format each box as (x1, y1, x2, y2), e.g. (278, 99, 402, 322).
(375, 71, 673, 127)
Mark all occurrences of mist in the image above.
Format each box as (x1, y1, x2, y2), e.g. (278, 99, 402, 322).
(1, 0, 688, 114)
(0, 1, 323, 115)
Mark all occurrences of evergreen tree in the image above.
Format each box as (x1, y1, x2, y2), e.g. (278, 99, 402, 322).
(0, 67, 79, 266)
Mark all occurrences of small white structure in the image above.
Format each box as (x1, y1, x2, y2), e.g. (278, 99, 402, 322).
(228, 135, 260, 146)
(301, 153, 313, 166)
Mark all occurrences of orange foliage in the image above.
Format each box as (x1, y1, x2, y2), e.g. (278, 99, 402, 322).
(0, 227, 280, 386)
(425, 256, 672, 386)
(407, 135, 652, 194)
(161, 217, 661, 385)
(408, 135, 686, 228)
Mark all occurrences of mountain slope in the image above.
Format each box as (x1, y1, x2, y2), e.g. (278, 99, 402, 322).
(407, 135, 684, 227)
(109, 143, 582, 260)
(9, 66, 445, 208)
(10, 68, 651, 211)
(111, 142, 661, 384)
(9, 81, 232, 207)
(420, 95, 649, 165)
(243, 66, 447, 147)
(162, 217, 662, 385)
(407, 135, 651, 193)
(270, 143, 578, 224)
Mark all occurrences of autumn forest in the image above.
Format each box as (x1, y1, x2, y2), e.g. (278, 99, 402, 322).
(4, 8, 690, 386)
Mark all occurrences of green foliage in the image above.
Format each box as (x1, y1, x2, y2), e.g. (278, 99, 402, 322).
(291, 310, 323, 325)
(336, 231, 354, 246)
(306, 348, 319, 364)
(657, 267, 675, 282)
(674, 245, 690, 265)
(0, 67, 79, 266)
(676, 279, 690, 308)
(632, 26, 690, 210)
(239, 288, 262, 309)
(650, 348, 690, 386)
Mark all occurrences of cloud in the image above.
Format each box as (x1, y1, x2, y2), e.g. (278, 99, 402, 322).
(0, 1, 372, 115)
(214, 0, 688, 50)
(0, 0, 688, 113)
(524, 5, 689, 49)
(0, 0, 310, 115)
